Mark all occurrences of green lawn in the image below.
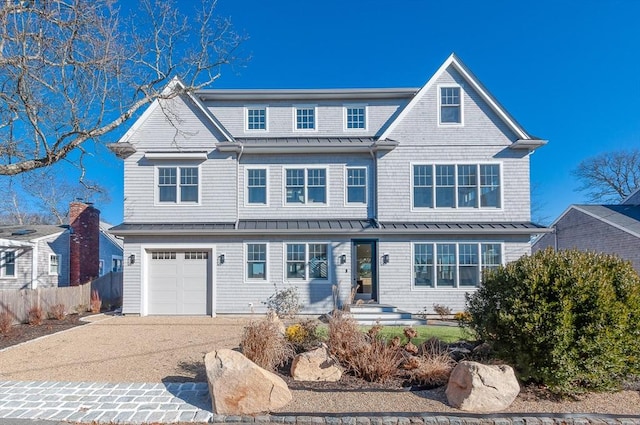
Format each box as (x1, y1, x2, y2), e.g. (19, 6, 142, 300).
(316, 323, 471, 344)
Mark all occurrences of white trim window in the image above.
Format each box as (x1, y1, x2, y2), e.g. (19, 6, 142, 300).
(439, 86, 462, 125)
(285, 243, 328, 281)
(158, 166, 199, 204)
(285, 168, 327, 205)
(246, 106, 267, 131)
(112, 256, 123, 272)
(412, 164, 501, 209)
(345, 105, 366, 130)
(49, 254, 61, 276)
(413, 242, 503, 288)
(346, 167, 367, 204)
(246, 243, 267, 280)
(295, 106, 316, 130)
(1, 250, 16, 277)
(247, 168, 267, 205)
(99, 260, 105, 276)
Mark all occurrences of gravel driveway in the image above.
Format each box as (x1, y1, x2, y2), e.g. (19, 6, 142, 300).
(0, 314, 637, 415)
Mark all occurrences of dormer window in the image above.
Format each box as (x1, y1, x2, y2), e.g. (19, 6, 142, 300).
(345, 105, 366, 130)
(295, 106, 316, 130)
(439, 86, 462, 125)
(246, 106, 267, 131)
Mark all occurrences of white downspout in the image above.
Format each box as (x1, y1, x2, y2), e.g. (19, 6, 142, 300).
(235, 145, 244, 229)
(31, 243, 38, 289)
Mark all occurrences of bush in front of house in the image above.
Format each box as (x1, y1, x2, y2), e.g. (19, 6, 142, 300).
(240, 317, 294, 371)
(466, 247, 640, 395)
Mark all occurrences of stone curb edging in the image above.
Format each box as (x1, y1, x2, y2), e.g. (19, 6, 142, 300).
(210, 414, 640, 425)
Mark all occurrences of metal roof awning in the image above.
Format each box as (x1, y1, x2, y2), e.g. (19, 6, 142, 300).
(217, 137, 398, 154)
(110, 220, 549, 236)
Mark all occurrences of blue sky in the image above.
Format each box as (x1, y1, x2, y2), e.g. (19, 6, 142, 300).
(88, 0, 640, 225)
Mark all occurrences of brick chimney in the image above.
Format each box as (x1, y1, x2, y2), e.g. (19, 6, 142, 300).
(69, 201, 100, 286)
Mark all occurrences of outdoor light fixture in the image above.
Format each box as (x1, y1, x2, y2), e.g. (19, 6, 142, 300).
(339, 253, 347, 264)
(128, 254, 136, 265)
(219, 254, 226, 265)
(382, 253, 390, 264)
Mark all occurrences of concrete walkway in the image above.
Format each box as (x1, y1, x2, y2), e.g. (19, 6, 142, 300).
(1, 380, 640, 425)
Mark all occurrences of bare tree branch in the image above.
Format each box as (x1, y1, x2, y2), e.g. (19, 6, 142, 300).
(0, 0, 247, 175)
(573, 149, 640, 203)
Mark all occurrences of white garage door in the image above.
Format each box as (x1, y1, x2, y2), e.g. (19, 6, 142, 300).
(148, 251, 210, 315)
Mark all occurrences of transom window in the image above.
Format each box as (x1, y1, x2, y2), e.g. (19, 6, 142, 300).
(246, 243, 267, 280)
(295, 107, 315, 130)
(158, 167, 199, 203)
(412, 164, 501, 209)
(285, 168, 326, 204)
(185, 252, 209, 260)
(286, 243, 328, 281)
(151, 251, 176, 260)
(247, 107, 267, 130)
(1, 251, 16, 277)
(49, 254, 61, 275)
(345, 105, 366, 129)
(413, 242, 502, 288)
(346, 167, 367, 204)
(247, 169, 267, 204)
(440, 86, 462, 124)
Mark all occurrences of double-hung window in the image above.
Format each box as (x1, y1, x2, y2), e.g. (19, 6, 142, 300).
(286, 243, 328, 281)
(246, 243, 267, 280)
(49, 254, 61, 275)
(412, 164, 500, 209)
(158, 167, 199, 203)
(413, 242, 503, 288)
(247, 169, 267, 204)
(285, 168, 326, 205)
(345, 105, 366, 130)
(1, 251, 15, 277)
(435, 165, 455, 207)
(246, 106, 267, 130)
(295, 106, 315, 130)
(480, 165, 501, 207)
(440, 86, 462, 124)
(346, 167, 367, 204)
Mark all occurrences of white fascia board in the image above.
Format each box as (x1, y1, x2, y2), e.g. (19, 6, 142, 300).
(116, 77, 235, 146)
(0, 238, 35, 248)
(379, 53, 531, 141)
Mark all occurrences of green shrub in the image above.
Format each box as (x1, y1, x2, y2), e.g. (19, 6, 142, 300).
(466, 248, 640, 395)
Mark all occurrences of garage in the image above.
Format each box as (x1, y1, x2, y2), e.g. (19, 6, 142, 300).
(147, 250, 211, 315)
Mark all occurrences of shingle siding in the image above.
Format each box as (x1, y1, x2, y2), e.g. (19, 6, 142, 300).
(239, 153, 372, 220)
(532, 208, 640, 272)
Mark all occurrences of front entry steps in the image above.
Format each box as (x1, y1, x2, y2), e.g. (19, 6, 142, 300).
(346, 304, 427, 326)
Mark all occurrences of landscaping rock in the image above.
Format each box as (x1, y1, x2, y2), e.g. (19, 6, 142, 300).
(205, 348, 292, 415)
(445, 360, 519, 413)
(291, 344, 342, 382)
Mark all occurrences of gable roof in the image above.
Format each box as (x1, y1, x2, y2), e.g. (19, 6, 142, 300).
(552, 204, 640, 239)
(114, 77, 235, 147)
(379, 53, 545, 147)
(0, 225, 67, 248)
(622, 187, 640, 205)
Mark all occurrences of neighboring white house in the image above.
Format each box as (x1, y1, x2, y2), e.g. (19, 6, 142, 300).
(109, 53, 549, 316)
(0, 202, 124, 290)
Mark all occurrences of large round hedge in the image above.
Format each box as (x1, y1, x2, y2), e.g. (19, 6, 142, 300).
(466, 248, 640, 394)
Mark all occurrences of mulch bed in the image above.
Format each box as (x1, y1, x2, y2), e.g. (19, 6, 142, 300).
(0, 314, 88, 351)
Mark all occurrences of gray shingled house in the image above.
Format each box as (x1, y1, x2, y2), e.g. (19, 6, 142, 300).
(532, 188, 640, 273)
(108, 53, 549, 317)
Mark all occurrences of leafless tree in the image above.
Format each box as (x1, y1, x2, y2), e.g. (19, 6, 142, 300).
(1, 170, 108, 224)
(573, 149, 640, 203)
(0, 0, 246, 176)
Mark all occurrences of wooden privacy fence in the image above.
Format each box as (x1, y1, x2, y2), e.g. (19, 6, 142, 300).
(91, 271, 123, 308)
(0, 284, 92, 324)
(0, 271, 123, 323)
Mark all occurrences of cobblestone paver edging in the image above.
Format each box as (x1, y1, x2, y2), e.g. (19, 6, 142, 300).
(0, 381, 638, 424)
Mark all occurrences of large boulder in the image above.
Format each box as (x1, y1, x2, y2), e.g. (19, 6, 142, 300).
(290, 345, 342, 382)
(204, 349, 292, 415)
(445, 361, 519, 412)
